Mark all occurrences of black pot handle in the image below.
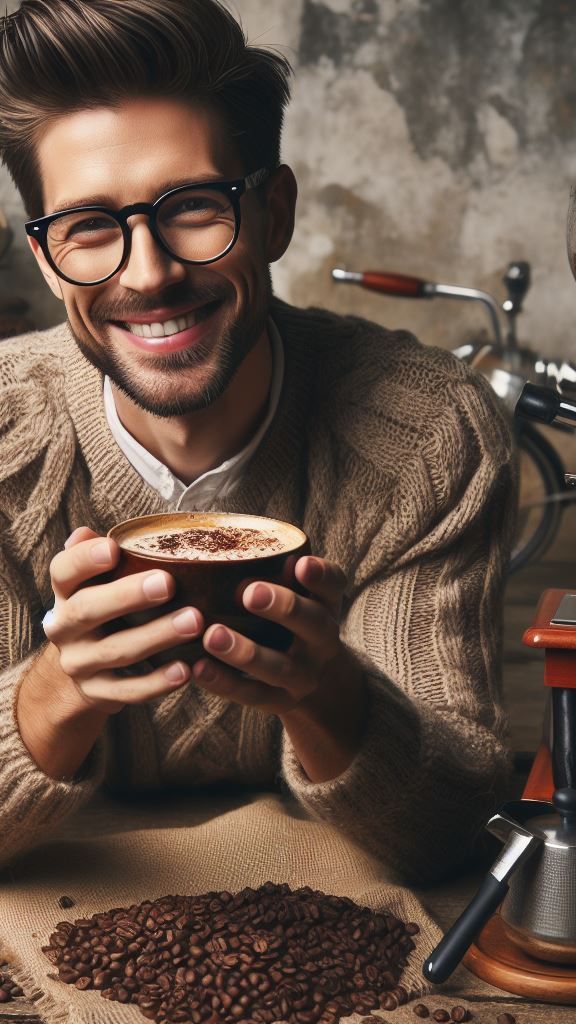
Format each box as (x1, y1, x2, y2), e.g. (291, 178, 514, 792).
(422, 873, 508, 984)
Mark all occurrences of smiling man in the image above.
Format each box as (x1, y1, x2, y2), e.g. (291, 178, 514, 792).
(0, 0, 516, 883)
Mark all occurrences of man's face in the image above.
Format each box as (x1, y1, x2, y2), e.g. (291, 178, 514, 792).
(30, 98, 294, 417)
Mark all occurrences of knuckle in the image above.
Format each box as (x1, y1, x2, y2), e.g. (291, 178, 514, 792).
(58, 649, 82, 680)
(49, 549, 67, 587)
(90, 637, 120, 672)
(66, 589, 93, 630)
(98, 635, 137, 671)
(284, 591, 299, 619)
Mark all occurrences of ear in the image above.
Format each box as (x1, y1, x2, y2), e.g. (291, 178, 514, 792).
(27, 236, 64, 300)
(265, 164, 297, 264)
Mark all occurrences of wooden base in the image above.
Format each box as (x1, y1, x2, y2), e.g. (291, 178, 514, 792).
(463, 914, 576, 1004)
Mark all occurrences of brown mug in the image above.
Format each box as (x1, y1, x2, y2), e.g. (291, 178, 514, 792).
(106, 512, 310, 667)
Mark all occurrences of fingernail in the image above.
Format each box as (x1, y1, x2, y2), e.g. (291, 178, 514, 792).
(173, 608, 201, 635)
(164, 663, 188, 684)
(207, 626, 234, 653)
(142, 572, 169, 600)
(91, 540, 113, 564)
(247, 583, 274, 611)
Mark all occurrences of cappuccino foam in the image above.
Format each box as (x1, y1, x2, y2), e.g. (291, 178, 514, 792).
(128, 525, 290, 560)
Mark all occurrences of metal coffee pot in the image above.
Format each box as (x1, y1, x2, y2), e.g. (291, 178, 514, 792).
(487, 789, 576, 963)
(422, 787, 576, 983)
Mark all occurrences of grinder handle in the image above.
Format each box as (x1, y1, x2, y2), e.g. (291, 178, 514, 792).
(422, 874, 507, 984)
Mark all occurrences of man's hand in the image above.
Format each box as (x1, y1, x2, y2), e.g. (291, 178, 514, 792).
(42, 526, 204, 710)
(16, 525, 204, 779)
(191, 556, 368, 782)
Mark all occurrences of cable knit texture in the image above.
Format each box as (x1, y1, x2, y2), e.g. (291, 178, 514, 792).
(0, 298, 516, 882)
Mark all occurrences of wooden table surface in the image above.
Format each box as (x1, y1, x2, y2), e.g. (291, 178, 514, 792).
(3, 775, 575, 1024)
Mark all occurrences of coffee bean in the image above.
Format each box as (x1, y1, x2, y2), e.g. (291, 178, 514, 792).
(392, 985, 408, 1006)
(413, 1005, 430, 1018)
(57, 895, 75, 909)
(433, 1012, 451, 1023)
(496, 1015, 516, 1024)
(41, 883, 420, 1024)
(380, 992, 398, 1010)
(450, 1007, 471, 1022)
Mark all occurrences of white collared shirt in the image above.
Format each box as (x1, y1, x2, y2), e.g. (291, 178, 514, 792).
(103, 320, 284, 508)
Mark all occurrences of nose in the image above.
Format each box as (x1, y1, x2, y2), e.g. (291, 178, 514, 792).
(118, 215, 186, 293)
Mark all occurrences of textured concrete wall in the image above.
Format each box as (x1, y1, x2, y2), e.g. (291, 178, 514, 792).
(2, 0, 576, 360)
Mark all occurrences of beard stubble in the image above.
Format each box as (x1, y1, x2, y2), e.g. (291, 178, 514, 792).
(69, 276, 272, 418)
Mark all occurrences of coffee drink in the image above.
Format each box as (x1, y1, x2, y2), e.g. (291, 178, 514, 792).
(107, 513, 310, 655)
(125, 525, 292, 561)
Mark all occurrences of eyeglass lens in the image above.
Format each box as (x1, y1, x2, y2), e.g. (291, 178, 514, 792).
(46, 187, 237, 283)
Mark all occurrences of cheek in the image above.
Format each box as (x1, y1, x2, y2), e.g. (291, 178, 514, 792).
(221, 242, 271, 308)
(62, 284, 101, 323)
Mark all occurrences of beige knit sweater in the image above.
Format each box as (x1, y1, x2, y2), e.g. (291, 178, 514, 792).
(0, 298, 516, 883)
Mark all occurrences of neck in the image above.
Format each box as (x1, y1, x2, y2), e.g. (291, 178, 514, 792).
(111, 329, 273, 486)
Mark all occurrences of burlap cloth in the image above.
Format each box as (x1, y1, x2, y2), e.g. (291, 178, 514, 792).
(0, 789, 444, 1024)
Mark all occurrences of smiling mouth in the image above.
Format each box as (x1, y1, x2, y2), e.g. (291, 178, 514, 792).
(116, 300, 221, 339)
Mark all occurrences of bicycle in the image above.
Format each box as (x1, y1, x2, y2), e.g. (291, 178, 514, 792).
(331, 261, 576, 573)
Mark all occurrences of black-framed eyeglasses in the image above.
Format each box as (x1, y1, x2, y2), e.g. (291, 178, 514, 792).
(25, 167, 270, 286)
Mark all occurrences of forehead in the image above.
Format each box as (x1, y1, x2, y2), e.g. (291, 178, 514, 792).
(36, 97, 242, 212)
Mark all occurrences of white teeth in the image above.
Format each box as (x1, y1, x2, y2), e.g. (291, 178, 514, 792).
(124, 308, 205, 339)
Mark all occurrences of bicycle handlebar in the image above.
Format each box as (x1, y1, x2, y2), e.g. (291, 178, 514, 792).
(331, 268, 430, 297)
(331, 268, 503, 347)
(516, 382, 576, 427)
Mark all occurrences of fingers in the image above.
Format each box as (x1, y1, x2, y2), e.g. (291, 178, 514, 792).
(294, 556, 347, 619)
(45, 568, 180, 643)
(192, 643, 303, 711)
(45, 526, 205, 695)
(64, 526, 101, 550)
(56, 606, 204, 680)
(74, 660, 192, 708)
(193, 622, 316, 706)
(241, 578, 342, 658)
(50, 533, 122, 601)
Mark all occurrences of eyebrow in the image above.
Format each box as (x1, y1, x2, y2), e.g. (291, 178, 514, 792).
(49, 173, 231, 214)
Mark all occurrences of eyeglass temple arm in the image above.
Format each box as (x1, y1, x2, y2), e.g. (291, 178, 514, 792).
(245, 167, 271, 190)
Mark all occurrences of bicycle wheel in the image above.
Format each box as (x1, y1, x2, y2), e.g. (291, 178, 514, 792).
(511, 422, 565, 573)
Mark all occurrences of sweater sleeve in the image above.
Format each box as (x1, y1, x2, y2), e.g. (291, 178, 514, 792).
(0, 544, 105, 864)
(281, 372, 517, 884)
(0, 621, 106, 867)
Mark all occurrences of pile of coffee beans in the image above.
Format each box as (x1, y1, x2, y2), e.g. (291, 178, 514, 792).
(0, 960, 24, 1003)
(42, 881, 420, 1024)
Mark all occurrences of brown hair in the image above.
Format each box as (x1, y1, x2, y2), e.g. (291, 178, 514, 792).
(0, 0, 292, 217)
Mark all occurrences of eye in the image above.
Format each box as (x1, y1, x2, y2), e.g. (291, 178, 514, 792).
(48, 212, 120, 245)
(67, 216, 118, 238)
(160, 190, 232, 226)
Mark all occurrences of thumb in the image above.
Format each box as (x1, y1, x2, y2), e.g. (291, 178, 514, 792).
(64, 526, 101, 549)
